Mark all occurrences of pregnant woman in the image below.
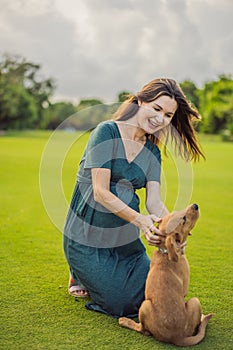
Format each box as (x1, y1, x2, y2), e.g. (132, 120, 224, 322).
(63, 78, 204, 318)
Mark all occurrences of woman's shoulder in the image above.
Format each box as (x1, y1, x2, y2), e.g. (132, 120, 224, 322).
(146, 137, 161, 156)
(94, 120, 117, 135)
(88, 120, 118, 145)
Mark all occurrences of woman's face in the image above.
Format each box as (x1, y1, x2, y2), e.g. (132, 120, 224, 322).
(136, 95, 178, 134)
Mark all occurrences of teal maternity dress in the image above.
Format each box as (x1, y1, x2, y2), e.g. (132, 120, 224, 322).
(63, 120, 161, 318)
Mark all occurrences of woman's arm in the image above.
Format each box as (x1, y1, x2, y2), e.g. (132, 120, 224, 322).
(91, 168, 162, 245)
(92, 168, 137, 220)
(146, 181, 169, 218)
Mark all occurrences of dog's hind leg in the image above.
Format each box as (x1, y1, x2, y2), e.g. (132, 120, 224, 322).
(138, 299, 158, 336)
(185, 297, 202, 336)
(119, 300, 154, 336)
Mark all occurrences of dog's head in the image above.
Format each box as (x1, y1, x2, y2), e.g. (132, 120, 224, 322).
(158, 204, 200, 262)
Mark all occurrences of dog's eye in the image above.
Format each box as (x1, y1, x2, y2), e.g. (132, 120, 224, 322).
(183, 216, 186, 224)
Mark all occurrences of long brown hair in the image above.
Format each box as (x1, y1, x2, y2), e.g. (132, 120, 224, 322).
(114, 78, 205, 161)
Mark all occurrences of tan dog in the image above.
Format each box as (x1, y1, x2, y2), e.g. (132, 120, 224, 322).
(119, 204, 212, 346)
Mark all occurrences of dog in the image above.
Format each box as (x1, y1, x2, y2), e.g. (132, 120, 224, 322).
(119, 204, 212, 346)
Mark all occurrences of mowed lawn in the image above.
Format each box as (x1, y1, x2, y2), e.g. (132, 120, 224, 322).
(0, 131, 232, 350)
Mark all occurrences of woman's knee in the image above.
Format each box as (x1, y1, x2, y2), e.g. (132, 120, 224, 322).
(103, 288, 144, 317)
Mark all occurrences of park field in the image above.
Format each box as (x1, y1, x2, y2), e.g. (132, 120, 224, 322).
(0, 131, 232, 350)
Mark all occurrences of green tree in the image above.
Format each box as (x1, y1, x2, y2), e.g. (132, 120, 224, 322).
(0, 54, 55, 129)
(117, 91, 131, 102)
(42, 102, 77, 129)
(198, 75, 233, 133)
(179, 80, 199, 109)
(74, 99, 105, 129)
(0, 76, 37, 129)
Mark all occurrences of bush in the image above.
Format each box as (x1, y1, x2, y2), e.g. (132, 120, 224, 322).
(221, 124, 233, 142)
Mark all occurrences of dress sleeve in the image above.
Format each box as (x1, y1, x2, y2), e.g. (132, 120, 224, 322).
(84, 122, 116, 169)
(146, 145, 161, 183)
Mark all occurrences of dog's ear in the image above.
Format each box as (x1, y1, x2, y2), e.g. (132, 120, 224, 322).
(165, 213, 185, 234)
(166, 233, 182, 262)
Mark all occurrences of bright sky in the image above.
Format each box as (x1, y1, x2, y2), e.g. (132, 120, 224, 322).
(0, 0, 233, 102)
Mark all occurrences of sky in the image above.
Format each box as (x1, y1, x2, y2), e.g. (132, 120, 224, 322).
(0, 0, 233, 103)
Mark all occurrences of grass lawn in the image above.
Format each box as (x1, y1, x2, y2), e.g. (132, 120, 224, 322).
(0, 131, 232, 350)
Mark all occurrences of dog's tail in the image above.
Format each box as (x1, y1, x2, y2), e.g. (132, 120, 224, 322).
(172, 313, 213, 347)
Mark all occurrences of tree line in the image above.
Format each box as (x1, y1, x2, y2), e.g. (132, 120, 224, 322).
(0, 54, 232, 138)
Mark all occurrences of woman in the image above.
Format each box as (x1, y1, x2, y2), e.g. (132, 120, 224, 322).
(63, 78, 204, 318)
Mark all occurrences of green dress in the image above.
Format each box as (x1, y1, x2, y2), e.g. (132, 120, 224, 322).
(63, 120, 161, 317)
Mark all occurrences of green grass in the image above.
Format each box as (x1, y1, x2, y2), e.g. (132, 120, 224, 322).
(0, 131, 232, 349)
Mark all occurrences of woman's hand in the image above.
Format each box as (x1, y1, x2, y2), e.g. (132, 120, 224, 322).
(133, 214, 163, 246)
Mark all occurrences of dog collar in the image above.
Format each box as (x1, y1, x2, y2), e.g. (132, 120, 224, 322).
(158, 247, 168, 254)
